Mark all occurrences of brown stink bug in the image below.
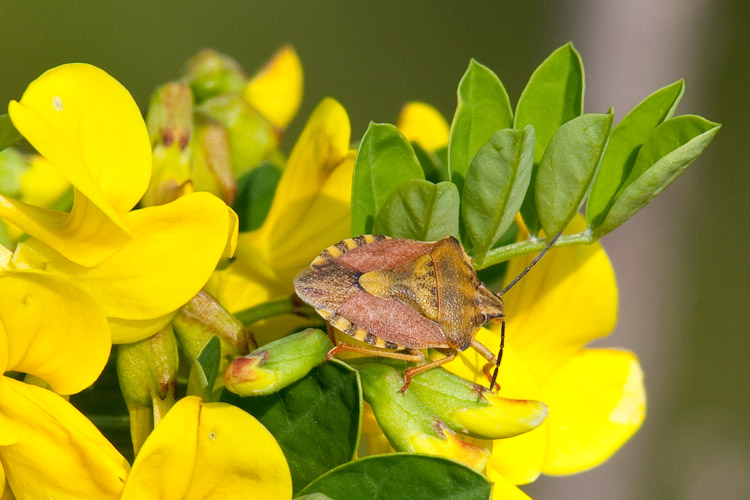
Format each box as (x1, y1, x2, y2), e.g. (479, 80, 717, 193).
(293, 233, 560, 392)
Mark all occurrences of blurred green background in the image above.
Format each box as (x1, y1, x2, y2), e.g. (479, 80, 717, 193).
(1, 1, 748, 498)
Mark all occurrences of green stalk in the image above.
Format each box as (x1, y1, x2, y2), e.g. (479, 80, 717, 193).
(476, 231, 595, 270)
(234, 294, 320, 325)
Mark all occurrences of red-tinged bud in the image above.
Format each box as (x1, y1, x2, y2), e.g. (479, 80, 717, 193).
(143, 82, 194, 206)
(172, 290, 254, 400)
(223, 328, 331, 396)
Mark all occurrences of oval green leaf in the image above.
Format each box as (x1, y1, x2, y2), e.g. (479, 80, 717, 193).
(298, 454, 492, 500)
(462, 126, 535, 265)
(221, 359, 362, 494)
(514, 42, 584, 235)
(536, 113, 613, 236)
(448, 59, 512, 194)
(187, 335, 221, 399)
(0, 114, 22, 152)
(373, 179, 460, 241)
(233, 161, 282, 231)
(351, 123, 425, 235)
(586, 80, 685, 227)
(594, 115, 720, 237)
(412, 142, 449, 183)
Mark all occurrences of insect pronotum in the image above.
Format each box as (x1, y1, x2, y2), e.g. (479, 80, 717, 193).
(293, 232, 562, 392)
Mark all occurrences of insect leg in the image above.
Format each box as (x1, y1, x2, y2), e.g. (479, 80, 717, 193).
(401, 349, 457, 393)
(324, 342, 425, 363)
(470, 337, 501, 391)
(489, 319, 505, 391)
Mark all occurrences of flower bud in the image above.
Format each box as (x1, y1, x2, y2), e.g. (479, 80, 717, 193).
(185, 49, 246, 103)
(223, 328, 332, 396)
(407, 366, 548, 440)
(190, 119, 236, 204)
(172, 290, 254, 399)
(143, 82, 194, 206)
(117, 325, 179, 454)
(358, 362, 490, 471)
(196, 95, 278, 177)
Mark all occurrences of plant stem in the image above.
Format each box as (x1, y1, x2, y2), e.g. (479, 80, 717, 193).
(476, 231, 595, 270)
(234, 294, 319, 325)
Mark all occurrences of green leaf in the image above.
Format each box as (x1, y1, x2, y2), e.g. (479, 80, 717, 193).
(593, 115, 720, 237)
(412, 142, 449, 183)
(586, 80, 685, 227)
(294, 494, 334, 500)
(0, 148, 27, 197)
(221, 359, 362, 494)
(0, 115, 22, 152)
(298, 454, 492, 500)
(372, 179, 460, 241)
(187, 335, 221, 398)
(514, 42, 584, 234)
(461, 126, 535, 265)
(233, 161, 282, 231)
(448, 60, 512, 194)
(351, 123, 425, 235)
(536, 113, 612, 235)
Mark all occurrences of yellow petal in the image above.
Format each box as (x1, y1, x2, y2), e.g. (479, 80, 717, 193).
(359, 403, 394, 456)
(243, 45, 303, 130)
(42, 192, 232, 321)
(8, 63, 150, 215)
(541, 349, 645, 475)
(489, 473, 532, 500)
(121, 396, 292, 500)
(255, 98, 350, 245)
(0, 462, 6, 500)
(208, 256, 280, 313)
(224, 99, 353, 312)
(502, 216, 618, 382)
(487, 420, 549, 485)
(0, 193, 131, 267)
(396, 102, 450, 152)
(6, 63, 152, 266)
(0, 378, 128, 500)
(0, 272, 110, 395)
(108, 312, 177, 345)
(1, 483, 13, 500)
(262, 153, 354, 284)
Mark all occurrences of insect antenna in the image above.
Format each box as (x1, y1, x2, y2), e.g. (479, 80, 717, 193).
(489, 230, 563, 391)
(499, 230, 563, 296)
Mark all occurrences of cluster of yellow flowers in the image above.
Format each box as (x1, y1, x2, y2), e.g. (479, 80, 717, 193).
(0, 50, 645, 499)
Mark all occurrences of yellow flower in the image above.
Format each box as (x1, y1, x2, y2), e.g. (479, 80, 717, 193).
(120, 396, 292, 500)
(446, 216, 646, 488)
(0, 272, 129, 500)
(0, 284, 291, 499)
(0, 63, 237, 343)
(209, 97, 354, 340)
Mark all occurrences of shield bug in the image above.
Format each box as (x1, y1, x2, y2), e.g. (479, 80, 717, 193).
(293, 233, 560, 392)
